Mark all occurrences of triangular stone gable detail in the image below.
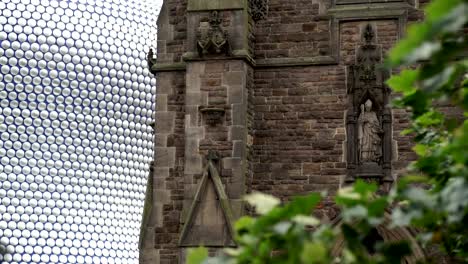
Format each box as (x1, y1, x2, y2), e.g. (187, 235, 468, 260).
(179, 161, 235, 247)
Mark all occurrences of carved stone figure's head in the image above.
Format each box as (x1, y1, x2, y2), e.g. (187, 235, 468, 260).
(365, 99, 372, 111)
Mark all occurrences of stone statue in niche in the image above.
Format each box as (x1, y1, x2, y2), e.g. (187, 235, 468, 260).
(196, 11, 230, 57)
(345, 23, 393, 188)
(358, 99, 383, 163)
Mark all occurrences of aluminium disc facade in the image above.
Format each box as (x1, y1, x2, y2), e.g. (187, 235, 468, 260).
(0, 0, 160, 263)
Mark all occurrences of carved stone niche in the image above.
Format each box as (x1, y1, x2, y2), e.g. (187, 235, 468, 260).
(199, 106, 226, 126)
(196, 11, 230, 57)
(345, 24, 393, 188)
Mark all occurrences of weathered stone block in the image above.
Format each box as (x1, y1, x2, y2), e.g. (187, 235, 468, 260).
(222, 157, 242, 170)
(155, 112, 175, 134)
(156, 73, 174, 95)
(223, 72, 245, 86)
(155, 147, 176, 167)
(155, 133, 167, 146)
(156, 94, 168, 111)
(232, 140, 245, 158)
(154, 167, 170, 179)
(229, 126, 245, 141)
(186, 92, 203, 106)
(228, 85, 244, 104)
(231, 103, 246, 125)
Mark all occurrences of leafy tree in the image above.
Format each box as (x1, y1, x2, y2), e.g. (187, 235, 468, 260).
(188, 0, 468, 263)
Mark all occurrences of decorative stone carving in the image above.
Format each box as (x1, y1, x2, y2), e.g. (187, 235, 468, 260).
(196, 11, 230, 57)
(199, 106, 226, 126)
(249, 0, 269, 21)
(345, 24, 393, 187)
(146, 48, 157, 69)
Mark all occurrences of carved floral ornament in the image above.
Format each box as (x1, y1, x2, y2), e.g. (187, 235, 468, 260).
(249, 0, 269, 21)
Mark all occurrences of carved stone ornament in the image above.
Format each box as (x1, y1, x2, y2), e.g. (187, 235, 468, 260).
(196, 11, 230, 57)
(146, 48, 157, 70)
(249, 0, 269, 21)
(345, 24, 393, 188)
(199, 106, 226, 126)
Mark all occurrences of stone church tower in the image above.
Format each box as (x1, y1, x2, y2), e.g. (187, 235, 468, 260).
(139, 0, 434, 263)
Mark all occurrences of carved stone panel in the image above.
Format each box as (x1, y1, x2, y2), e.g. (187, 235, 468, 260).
(196, 11, 230, 57)
(345, 24, 393, 187)
(249, 0, 269, 21)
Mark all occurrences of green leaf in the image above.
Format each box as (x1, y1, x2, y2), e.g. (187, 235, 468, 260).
(391, 207, 421, 227)
(292, 215, 320, 226)
(301, 242, 327, 263)
(336, 186, 361, 201)
(404, 187, 436, 208)
(244, 192, 281, 215)
(405, 42, 442, 65)
(354, 180, 378, 195)
(380, 241, 412, 263)
(234, 216, 255, 233)
(273, 221, 292, 235)
(187, 247, 208, 264)
(413, 144, 429, 156)
(425, 0, 462, 21)
(252, 193, 320, 233)
(440, 178, 468, 223)
(224, 248, 242, 257)
(341, 205, 368, 221)
(421, 65, 456, 93)
(386, 69, 419, 96)
(387, 23, 431, 65)
(415, 110, 444, 127)
(367, 197, 389, 217)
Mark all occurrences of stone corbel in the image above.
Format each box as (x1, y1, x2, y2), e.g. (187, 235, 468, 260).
(199, 106, 226, 126)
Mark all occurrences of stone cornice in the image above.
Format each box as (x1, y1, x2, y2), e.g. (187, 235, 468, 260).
(150, 54, 342, 73)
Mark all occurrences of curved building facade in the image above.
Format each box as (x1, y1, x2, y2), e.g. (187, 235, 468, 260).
(0, 0, 160, 263)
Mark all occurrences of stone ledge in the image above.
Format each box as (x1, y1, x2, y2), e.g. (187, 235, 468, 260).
(182, 49, 256, 66)
(150, 62, 186, 74)
(256, 56, 339, 68)
(151, 55, 341, 72)
(328, 2, 413, 17)
(188, 0, 246, 11)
